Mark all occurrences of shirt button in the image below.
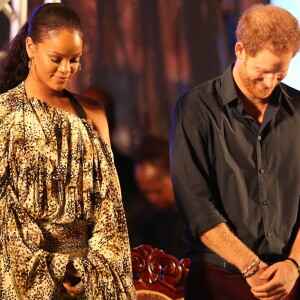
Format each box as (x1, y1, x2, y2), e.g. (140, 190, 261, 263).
(267, 232, 271, 238)
(260, 168, 265, 174)
(262, 201, 267, 205)
(258, 136, 262, 141)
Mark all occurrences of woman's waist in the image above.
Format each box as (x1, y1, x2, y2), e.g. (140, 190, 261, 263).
(37, 219, 92, 256)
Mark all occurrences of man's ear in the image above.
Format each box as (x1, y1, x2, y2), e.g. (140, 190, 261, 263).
(25, 37, 35, 58)
(235, 42, 246, 60)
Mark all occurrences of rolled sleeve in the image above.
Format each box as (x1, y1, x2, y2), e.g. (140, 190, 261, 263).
(170, 91, 226, 240)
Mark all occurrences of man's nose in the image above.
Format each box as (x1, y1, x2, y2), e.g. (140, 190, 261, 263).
(263, 73, 278, 88)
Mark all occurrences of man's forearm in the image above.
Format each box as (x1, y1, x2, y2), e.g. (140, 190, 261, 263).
(200, 222, 259, 272)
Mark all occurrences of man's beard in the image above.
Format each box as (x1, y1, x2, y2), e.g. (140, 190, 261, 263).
(239, 64, 276, 100)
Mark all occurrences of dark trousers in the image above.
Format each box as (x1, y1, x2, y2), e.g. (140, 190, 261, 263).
(185, 260, 300, 300)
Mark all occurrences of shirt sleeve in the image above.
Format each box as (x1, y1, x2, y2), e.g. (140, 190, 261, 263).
(169, 90, 227, 240)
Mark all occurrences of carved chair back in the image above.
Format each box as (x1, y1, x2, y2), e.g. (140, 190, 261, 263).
(131, 244, 190, 300)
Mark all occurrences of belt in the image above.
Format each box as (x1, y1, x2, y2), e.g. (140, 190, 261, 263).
(192, 252, 240, 273)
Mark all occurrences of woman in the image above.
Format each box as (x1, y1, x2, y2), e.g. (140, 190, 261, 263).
(0, 3, 135, 299)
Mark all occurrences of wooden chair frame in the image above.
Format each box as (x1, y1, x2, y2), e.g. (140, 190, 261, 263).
(131, 244, 190, 299)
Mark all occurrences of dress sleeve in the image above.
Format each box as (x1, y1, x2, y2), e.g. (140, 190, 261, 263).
(0, 106, 70, 299)
(0, 142, 135, 300)
(72, 168, 136, 300)
(169, 92, 227, 239)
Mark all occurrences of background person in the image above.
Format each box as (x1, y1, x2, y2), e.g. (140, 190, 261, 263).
(80, 86, 143, 248)
(0, 3, 135, 299)
(134, 135, 186, 258)
(170, 4, 300, 300)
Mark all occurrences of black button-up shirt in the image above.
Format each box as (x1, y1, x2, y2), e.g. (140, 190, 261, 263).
(170, 65, 300, 258)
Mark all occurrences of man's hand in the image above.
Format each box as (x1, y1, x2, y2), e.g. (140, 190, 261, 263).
(246, 261, 269, 288)
(250, 260, 299, 300)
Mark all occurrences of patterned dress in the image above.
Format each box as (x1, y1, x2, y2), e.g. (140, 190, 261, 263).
(0, 82, 136, 299)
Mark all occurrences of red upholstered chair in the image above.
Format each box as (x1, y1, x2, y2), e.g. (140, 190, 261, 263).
(131, 244, 190, 300)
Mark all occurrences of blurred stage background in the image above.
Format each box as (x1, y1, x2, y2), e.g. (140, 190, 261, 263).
(1, 0, 272, 156)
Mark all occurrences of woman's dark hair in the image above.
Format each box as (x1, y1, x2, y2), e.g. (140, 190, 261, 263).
(0, 3, 82, 93)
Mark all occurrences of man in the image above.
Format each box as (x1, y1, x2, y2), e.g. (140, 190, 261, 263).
(170, 4, 300, 300)
(134, 135, 186, 258)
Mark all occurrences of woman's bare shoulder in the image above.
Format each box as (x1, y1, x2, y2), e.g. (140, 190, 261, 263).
(74, 93, 105, 111)
(73, 93, 111, 145)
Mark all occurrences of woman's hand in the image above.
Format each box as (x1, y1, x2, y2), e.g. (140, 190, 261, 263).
(61, 262, 85, 298)
(62, 280, 84, 298)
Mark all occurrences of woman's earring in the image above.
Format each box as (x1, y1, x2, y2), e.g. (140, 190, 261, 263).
(28, 60, 32, 69)
(79, 64, 82, 71)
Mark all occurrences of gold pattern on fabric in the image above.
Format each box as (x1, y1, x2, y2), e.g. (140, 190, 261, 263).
(0, 82, 136, 299)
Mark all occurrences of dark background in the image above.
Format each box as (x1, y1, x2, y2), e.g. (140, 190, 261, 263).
(0, 0, 268, 155)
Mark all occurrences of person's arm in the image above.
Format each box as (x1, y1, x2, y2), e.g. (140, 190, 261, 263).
(0, 95, 71, 298)
(0, 159, 70, 297)
(251, 228, 300, 300)
(59, 102, 135, 298)
(200, 223, 269, 287)
(68, 120, 135, 299)
(71, 176, 136, 299)
(170, 92, 267, 288)
(288, 228, 300, 268)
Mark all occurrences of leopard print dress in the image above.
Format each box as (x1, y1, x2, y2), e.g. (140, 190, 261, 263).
(0, 82, 136, 300)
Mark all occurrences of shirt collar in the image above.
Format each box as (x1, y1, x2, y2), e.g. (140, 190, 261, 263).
(220, 63, 239, 105)
(277, 83, 293, 101)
